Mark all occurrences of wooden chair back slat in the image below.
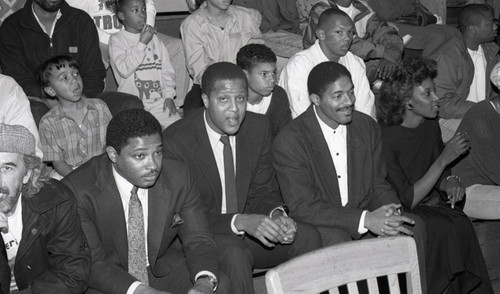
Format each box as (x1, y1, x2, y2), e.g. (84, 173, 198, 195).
(265, 236, 422, 294)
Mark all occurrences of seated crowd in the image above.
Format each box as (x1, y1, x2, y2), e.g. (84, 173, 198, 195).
(0, 0, 499, 293)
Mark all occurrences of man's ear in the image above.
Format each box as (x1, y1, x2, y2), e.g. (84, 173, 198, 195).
(106, 146, 118, 163)
(316, 28, 325, 40)
(43, 86, 56, 97)
(22, 169, 33, 185)
(201, 93, 210, 109)
(243, 69, 251, 79)
(310, 93, 321, 106)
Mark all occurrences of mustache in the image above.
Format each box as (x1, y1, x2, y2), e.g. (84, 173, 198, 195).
(0, 187, 9, 194)
(337, 106, 354, 112)
(144, 171, 159, 177)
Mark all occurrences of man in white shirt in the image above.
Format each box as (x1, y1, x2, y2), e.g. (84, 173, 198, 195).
(0, 123, 90, 293)
(163, 62, 321, 294)
(63, 109, 223, 294)
(279, 8, 376, 119)
(426, 4, 499, 142)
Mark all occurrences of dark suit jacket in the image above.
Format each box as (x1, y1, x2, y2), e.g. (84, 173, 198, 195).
(62, 154, 218, 294)
(265, 85, 292, 138)
(0, 180, 90, 294)
(162, 109, 284, 235)
(272, 106, 400, 238)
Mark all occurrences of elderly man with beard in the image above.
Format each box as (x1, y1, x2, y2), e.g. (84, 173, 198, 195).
(0, 124, 90, 294)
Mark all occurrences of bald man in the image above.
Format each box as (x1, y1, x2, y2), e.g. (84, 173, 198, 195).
(279, 8, 375, 119)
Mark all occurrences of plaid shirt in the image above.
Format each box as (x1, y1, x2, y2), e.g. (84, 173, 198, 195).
(39, 98, 112, 168)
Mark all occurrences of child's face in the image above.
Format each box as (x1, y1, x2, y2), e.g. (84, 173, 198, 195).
(244, 62, 277, 97)
(118, 0, 147, 34)
(43, 63, 83, 103)
(206, 0, 231, 11)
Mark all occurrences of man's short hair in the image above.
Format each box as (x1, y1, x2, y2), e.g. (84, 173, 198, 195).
(459, 4, 494, 32)
(201, 62, 247, 95)
(106, 109, 162, 154)
(236, 44, 277, 71)
(36, 55, 80, 89)
(318, 8, 350, 30)
(307, 61, 352, 97)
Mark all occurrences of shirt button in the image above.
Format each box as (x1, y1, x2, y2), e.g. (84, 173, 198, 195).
(337, 175, 341, 178)
(336, 153, 339, 156)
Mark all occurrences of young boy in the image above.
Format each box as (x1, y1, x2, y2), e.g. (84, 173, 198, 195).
(180, 0, 264, 116)
(236, 44, 291, 137)
(109, 0, 181, 129)
(38, 55, 112, 177)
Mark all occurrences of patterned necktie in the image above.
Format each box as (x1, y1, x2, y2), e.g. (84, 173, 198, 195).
(220, 135, 238, 213)
(128, 186, 149, 284)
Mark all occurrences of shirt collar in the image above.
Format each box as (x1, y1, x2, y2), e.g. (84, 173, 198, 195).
(197, 2, 237, 28)
(112, 165, 146, 199)
(468, 45, 484, 56)
(56, 98, 94, 120)
(314, 105, 346, 138)
(31, 3, 62, 36)
(204, 110, 233, 148)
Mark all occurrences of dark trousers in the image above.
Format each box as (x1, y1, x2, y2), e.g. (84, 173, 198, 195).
(29, 92, 143, 126)
(214, 221, 321, 294)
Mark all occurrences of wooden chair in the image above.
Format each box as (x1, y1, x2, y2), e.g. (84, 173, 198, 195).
(265, 236, 422, 294)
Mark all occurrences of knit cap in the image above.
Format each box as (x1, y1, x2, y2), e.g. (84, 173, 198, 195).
(0, 124, 36, 156)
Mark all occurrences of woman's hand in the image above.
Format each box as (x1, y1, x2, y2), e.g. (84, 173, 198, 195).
(445, 177, 465, 209)
(440, 132, 470, 165)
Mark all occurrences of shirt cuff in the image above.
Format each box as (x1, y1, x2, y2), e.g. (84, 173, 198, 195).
(230, 214, 245, 235)
(127, 281, 143, 294)
(358, 210, 368, 234)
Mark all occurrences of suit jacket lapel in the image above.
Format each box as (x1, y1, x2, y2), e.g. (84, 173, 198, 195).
(304, 107, 342, 205)
(147, 181, 171, 270)
(95, 163, 129, 270)
(346, 121, 364, 208)
(193, 114, 223, 211)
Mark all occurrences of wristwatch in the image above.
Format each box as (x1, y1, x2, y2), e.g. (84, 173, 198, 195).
(197, 274, 218, 292)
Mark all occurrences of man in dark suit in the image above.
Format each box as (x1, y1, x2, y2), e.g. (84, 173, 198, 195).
(273, 61, 428, 290)
(0, 124, 89, 294)
(163, 62, 321, 294)
(63, 109, 222, 294)
(273, 61, 420, 242)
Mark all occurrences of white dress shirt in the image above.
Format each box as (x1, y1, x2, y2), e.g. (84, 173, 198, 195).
(314, 107, 368, 234)
(203, 112, 243, 236)
(467, 45, 487, 103)
(279, 40, 376, 119)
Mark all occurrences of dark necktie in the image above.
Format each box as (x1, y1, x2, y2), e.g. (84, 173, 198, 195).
(128, 186, 149, 284)
(220, 135, 238, 213)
